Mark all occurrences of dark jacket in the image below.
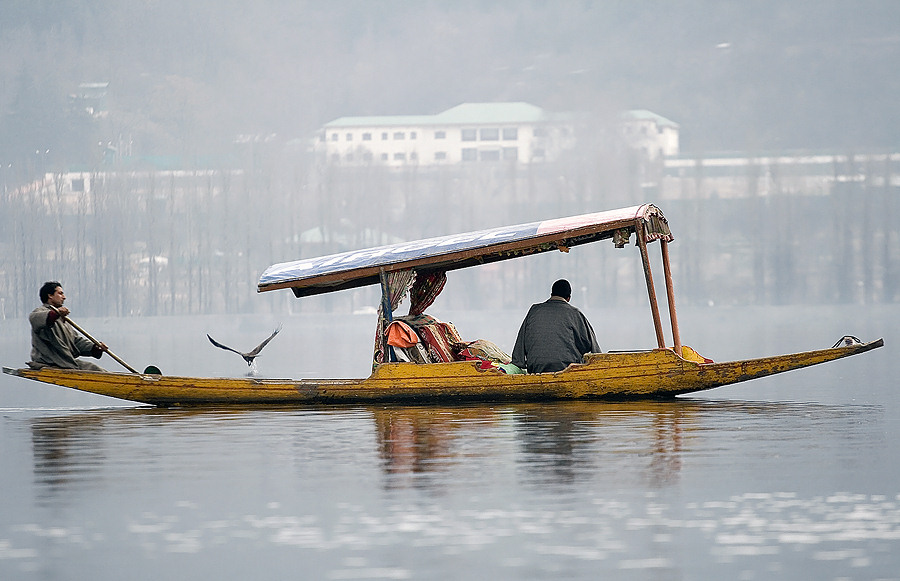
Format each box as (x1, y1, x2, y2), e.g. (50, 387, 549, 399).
(511, 297, 601, 373)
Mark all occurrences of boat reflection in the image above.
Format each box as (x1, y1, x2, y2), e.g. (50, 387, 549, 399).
(373, 406, 492, 480)
(27, 400, 880, 503)
(370, 401, 693, 490)
(31, 414, 109, 506)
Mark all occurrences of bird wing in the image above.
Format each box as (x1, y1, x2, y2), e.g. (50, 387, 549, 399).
(246, 324, 283, 357)
(207, 334, 245, 356)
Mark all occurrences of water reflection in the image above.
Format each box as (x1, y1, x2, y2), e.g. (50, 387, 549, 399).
(649, 407, 684, 487)
(31, 414, 110, 505)
(364, 402, 693, 490)
(14, 400, 893, 580)
(511, 402, 689, 489)
(372, 406, 494, 486)
(28, 399, 880, 502)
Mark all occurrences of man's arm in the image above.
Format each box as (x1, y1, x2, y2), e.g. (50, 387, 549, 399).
(30, 306, 55, 331)
(511, 319, 528, 370)
(576, 311, 601, 355)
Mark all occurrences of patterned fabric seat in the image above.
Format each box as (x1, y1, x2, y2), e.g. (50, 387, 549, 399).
(454, 339, 511, 364)
(394, 315, 463, 363)
(386, 320, 431, 364)
(416, 322, 463, 363)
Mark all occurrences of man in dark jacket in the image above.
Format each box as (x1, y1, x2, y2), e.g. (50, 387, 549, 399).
(511, 279, 600, 373)
(28, 281, 107, 371)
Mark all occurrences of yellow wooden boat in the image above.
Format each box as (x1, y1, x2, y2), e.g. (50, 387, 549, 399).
(3, 204, 883, 406)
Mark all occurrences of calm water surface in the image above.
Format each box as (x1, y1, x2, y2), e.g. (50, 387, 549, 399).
(1, 305, 897, 580)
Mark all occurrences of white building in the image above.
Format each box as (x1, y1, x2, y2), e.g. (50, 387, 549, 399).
(620, 109, 680, 160)
(316, 102, 576, 168)
(317, 102, 680, 168)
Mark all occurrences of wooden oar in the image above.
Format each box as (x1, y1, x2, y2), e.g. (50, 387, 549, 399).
(52, 309, 142, 374)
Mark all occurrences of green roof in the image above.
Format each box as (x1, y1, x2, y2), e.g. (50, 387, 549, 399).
(623, 109, 679, 128)
(434, 102, 550, 124)
(324, 103, 676, 129)
(324, 114, 435, 128)
(324, 102, 569, 128)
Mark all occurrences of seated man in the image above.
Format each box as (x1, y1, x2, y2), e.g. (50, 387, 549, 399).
(511, 279, 600, 373)
(28, 281, 107, 371)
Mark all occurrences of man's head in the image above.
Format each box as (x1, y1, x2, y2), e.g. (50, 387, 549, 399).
(40, 281, 65, 307)
(551, 279, 572, 301)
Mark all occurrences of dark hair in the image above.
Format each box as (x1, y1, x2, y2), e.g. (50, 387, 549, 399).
(551, 279, 571, 300)
(40, 281, 61, 303)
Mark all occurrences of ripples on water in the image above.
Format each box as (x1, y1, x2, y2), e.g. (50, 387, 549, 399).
(2, 400, 898, 580)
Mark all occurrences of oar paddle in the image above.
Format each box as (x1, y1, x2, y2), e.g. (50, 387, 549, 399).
(51, 308, 155, 374)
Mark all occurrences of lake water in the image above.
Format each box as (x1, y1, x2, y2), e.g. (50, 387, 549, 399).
(1, 304, 897, 580)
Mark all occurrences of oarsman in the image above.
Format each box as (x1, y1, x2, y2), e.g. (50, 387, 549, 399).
(28, 281, 108, 371)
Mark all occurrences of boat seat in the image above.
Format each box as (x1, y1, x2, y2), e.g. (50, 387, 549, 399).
(417, 322, 463, 363)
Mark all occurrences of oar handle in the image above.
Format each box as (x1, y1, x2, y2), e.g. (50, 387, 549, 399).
(53, 309, 140, 374)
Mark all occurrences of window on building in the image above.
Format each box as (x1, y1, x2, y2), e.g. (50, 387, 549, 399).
(71, 178, 85, 192)
(331, 153, 341, 162)
(502, 127, 518, 140)
(461, 129, 477, 141)
(480, 149, 500, 162)
(502, 147, 518, 161)
(381, 153, 389, 161)
(394, 152, 406, 161)
(346, 133, 353, 141)
(461, 148, 477, 161)
(393, 132, 405, 140)
(532, 148, 545, 158)
(435, 131, 446, 139)
(435, 151, 447, 160)
(410, 131, 417, 140)
(479, 128, 499, 141)
(382, 132, 389, 140)
(534, 127, 546, 137)
(410, 152, 418, 160)
(363, 151, 373, 161)
(363, 133, 372, 141)
(331, 133, 339, 141)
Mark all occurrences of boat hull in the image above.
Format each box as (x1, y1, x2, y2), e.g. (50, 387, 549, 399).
(3, 339, 882, 406)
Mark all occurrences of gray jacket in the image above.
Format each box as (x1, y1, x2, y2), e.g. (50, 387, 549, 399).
(511, 297, 601, 373)
(29, 305, 103, 370)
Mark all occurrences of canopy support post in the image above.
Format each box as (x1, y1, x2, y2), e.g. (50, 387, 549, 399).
(661, 239, 682, 354)
(379, 269, 394, 363)
(638, 224, 666, 349)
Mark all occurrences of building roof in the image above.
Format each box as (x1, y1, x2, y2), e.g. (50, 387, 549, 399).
(324, 114, 435, 128)
(323, 102, 570, 129)
(623, 109, 680, 128)
(433, 102, 550, 124)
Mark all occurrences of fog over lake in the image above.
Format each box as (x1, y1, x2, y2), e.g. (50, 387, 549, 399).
(2, 2, 899, 579)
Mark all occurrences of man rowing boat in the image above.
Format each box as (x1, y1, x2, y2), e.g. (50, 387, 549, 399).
(28, 281, 108, 371)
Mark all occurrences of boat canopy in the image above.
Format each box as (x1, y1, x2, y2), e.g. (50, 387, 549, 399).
(258, 203, 672, 298)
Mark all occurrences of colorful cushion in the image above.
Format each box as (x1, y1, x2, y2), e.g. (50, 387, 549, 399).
(455, 339, 511, 364)
(418, 323, 459, 363)
(386, 321, 420, 348)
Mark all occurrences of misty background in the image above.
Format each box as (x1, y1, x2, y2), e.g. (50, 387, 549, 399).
(1, 1, 898, 320)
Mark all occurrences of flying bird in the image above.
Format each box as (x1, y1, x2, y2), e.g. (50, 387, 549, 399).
(207, 324, 283, 366)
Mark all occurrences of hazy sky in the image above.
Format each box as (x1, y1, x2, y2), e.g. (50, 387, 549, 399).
(3, 0, 900, 163)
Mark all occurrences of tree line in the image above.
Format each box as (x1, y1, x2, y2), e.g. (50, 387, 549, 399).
(1, 148, 896, 321)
